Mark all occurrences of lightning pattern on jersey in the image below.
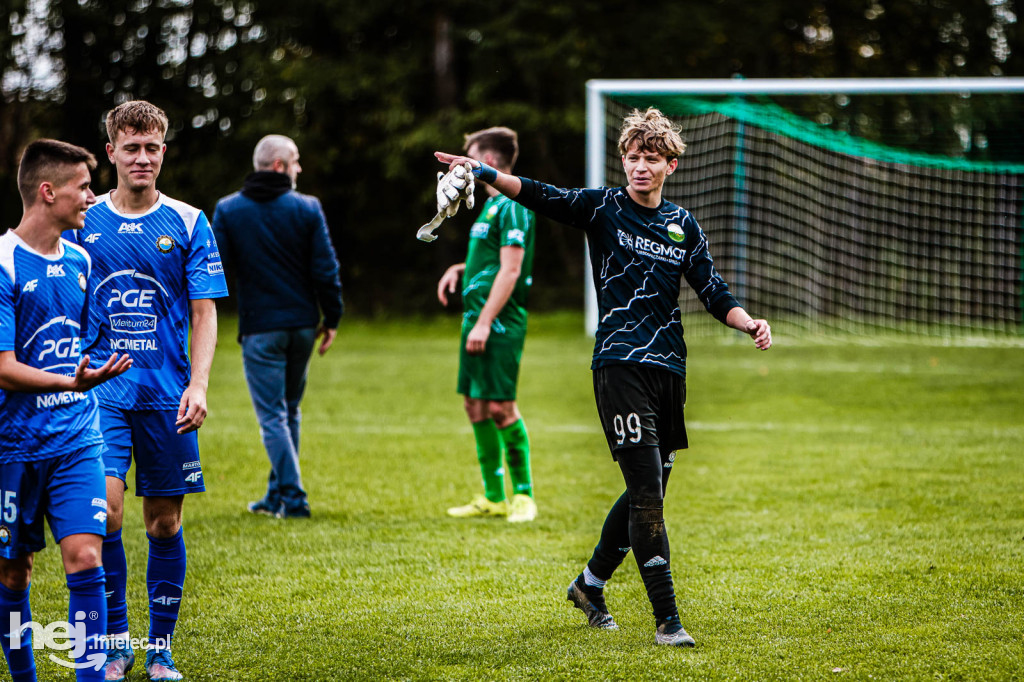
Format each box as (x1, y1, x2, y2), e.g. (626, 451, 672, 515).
(515, 179, 739, 376)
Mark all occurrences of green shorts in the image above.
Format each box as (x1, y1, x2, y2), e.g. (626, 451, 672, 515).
(457, 331, 526, 401)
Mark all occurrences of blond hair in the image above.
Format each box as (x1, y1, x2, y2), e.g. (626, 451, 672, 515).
(617, 108, 686, 159)
(105, 100, 168, 144)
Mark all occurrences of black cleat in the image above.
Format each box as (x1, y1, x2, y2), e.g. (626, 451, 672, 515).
(567, 579, 618, 630)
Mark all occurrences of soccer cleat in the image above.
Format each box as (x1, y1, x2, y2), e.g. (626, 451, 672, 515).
(276, 501, 312, 519)
(247, 498, 281, 516)
(145, 647, 183, 681)
(446, 495, 508, 518)
(566, 579, 618, 630)
(103, 642, 135, 682)
(655, 619, 696, 648)
(507, 494, 538, 523)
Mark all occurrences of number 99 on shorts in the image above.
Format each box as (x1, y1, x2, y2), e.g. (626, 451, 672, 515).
(613, 412, 642, 445)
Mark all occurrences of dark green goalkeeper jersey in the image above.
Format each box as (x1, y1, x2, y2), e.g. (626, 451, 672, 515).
(462, 194, 536, 336)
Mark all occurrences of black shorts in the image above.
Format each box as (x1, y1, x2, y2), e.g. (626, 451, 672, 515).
(593, 364, 688, 458)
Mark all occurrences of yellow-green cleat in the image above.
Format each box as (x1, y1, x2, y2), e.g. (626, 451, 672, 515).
(507, 494, 537, 523)
(447, 495, 508, 518)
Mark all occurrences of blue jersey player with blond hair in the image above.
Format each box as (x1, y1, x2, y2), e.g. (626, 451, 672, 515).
(1, 139, 132, 681)
(68, 101, 227, 682)
(436, 108, 771, 648)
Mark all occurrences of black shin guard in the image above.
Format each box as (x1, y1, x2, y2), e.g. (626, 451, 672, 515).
(618, 446, 678, 623)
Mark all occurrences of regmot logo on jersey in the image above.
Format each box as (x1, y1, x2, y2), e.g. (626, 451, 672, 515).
(118, 222, 145, 234)
(46, 264, 65, 278)
(617, 229, 685, 265)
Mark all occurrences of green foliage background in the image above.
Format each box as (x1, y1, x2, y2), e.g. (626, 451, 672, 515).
(2, 0, 1023, 314)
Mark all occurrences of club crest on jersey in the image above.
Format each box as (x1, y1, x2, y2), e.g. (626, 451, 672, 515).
(118, 222, 145, 234)
(0, 525, 9, 547)
(156, 235, 176, 253)
(78, 272, 87, 292)
(666, 223, 685, 243)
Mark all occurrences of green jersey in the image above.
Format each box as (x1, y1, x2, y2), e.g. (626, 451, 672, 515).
(462, 194, 535, 336)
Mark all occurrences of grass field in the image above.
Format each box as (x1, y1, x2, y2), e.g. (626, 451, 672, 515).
(23, 312, 1024, 681)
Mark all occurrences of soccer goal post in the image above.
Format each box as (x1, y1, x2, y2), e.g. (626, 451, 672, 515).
(585, 78, 1024, 341)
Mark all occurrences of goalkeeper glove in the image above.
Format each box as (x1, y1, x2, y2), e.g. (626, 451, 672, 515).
(436, 163, 475, 216)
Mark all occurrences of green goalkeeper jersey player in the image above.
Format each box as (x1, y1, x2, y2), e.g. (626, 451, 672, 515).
(437, 127, 537, 523)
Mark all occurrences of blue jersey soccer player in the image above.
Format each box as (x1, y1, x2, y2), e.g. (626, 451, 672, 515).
(436, 108, 772, 648)
(1, 139, 132, 682)
(67, 101, 227, 681)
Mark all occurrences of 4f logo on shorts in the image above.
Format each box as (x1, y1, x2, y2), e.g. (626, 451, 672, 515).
(184, 471, 202, 483)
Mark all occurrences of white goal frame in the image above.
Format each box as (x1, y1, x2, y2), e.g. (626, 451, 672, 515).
(583, 77, 1024, 335)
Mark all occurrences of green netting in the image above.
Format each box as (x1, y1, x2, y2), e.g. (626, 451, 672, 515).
(615, 94, 1024, 174)
(594, 93, 1024, 340)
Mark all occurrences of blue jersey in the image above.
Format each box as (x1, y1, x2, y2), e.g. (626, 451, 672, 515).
(0, 232, 103, 463)
(515, 180, 739, 376)
(69, 193, 228, 410)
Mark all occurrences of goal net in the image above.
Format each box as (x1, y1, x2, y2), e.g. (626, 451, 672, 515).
(586, 79, 1024, 342)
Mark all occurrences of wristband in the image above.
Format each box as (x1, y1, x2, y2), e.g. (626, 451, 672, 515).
(472, 162, 498, 184)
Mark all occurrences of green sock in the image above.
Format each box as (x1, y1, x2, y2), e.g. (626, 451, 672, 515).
(472, 419, 506, 503)
(499, 419, 533, 497)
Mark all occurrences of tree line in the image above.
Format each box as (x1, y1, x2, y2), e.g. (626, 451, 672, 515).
(2, 0, 1021, 315)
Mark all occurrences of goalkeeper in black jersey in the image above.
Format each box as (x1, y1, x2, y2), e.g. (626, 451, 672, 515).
(436, 107, 772, 648)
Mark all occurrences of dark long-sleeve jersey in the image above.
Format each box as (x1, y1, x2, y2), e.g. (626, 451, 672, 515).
(515, 178, 739, 377)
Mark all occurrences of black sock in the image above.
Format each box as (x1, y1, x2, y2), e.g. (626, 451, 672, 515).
(618, 446, 679, 623)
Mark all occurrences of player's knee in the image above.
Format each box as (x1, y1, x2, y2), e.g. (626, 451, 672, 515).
(488, 401, 517, 425)
(64, 543, 102, 573)
(629, 494, 664, 515)
(0, 563, 32, 591)
(145, 514, 182, 539)
(464, 397, 486, 421)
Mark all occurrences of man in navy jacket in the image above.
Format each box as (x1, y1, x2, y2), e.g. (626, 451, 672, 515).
(212, 134, 343, 519)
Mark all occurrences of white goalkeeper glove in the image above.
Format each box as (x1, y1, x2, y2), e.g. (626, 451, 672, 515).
(436, 163, 475, 217)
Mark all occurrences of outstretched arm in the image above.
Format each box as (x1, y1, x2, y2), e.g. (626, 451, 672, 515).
(725, 307, 772, 350)
(435, 152, 523, 199)
(0, 350, 132, 392)
(177, 298, 217, 434)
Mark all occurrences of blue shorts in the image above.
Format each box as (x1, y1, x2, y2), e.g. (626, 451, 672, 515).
(99, 405, 205, 497)
(0, 445, 108, 559)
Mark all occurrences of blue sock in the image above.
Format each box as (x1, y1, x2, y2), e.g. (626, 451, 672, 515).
(0, 581, 36, 682)
(147, 529, 185, 648)
(102, 528, 130, 637)
(66, 566, 107, 682)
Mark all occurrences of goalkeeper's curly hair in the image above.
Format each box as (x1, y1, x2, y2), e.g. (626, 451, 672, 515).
(617, 108, 686, 160)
